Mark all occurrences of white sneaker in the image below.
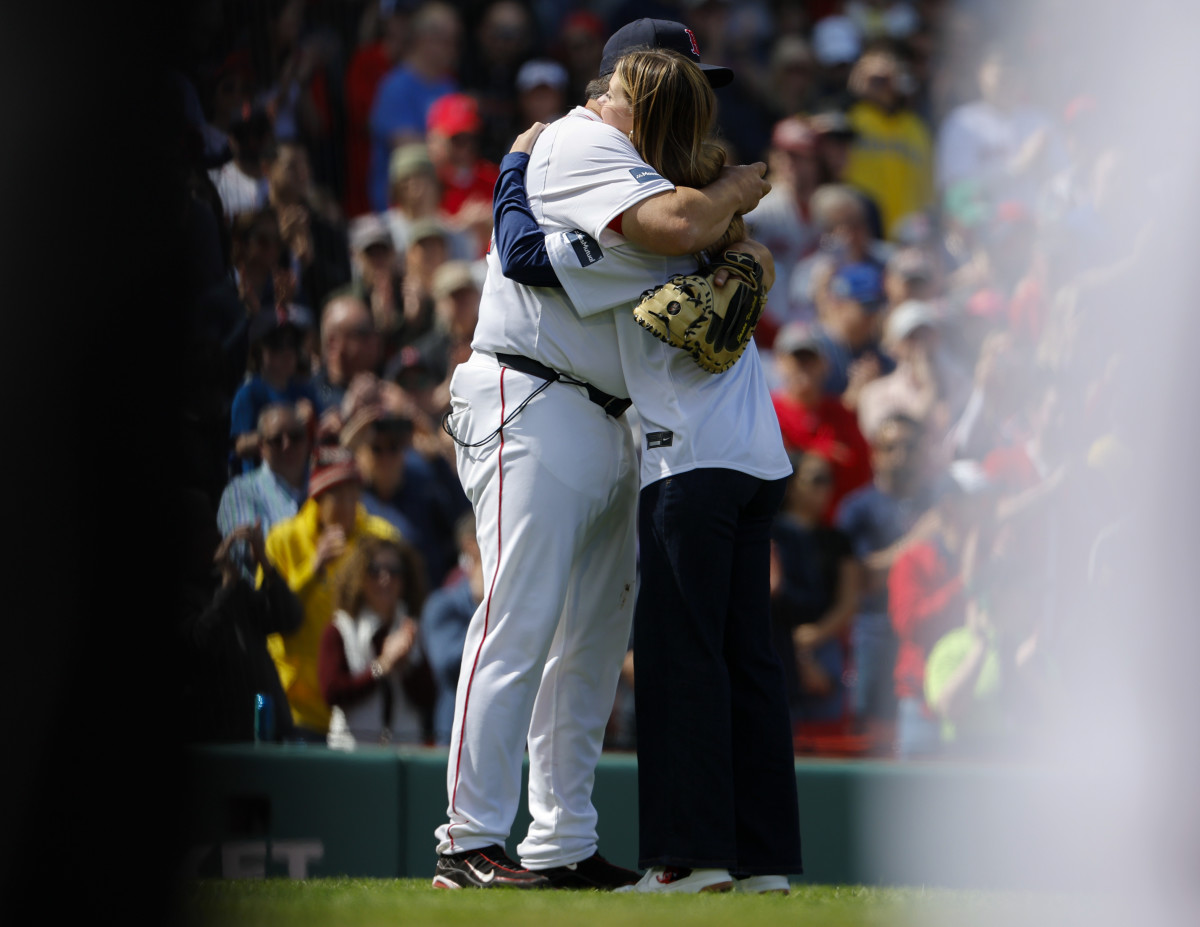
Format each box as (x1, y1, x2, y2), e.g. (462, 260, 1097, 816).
(613, 866, 732, 894)
(733, 875, 790, 894)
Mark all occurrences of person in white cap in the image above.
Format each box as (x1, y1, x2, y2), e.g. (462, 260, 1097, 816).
(515, 58, 569, 126)
(857, 298, 972, 443)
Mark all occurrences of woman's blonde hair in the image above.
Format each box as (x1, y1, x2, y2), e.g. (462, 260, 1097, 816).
(613, 49, 744, 254)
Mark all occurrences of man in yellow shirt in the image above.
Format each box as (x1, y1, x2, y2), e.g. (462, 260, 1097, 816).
(263, 444, 401, 739)
(841, 48, 933, 241)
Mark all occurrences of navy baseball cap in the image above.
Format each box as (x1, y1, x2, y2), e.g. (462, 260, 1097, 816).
(830, 261, 885, 310)
(600, 19, 734, 88)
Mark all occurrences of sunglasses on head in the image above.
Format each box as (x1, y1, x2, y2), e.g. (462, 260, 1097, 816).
(262, 426, 307, 449)
(366, 562, 402, 579)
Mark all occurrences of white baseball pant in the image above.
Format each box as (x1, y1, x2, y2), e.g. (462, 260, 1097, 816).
(435, 351, 638, 868)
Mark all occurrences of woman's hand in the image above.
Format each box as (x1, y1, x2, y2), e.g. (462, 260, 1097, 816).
(378, 618, 417, 673)
(510, 122, 547, 155)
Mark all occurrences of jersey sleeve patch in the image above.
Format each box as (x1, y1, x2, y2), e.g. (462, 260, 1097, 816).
(629, 166, 665, 185)
(566, 230, 604, 267)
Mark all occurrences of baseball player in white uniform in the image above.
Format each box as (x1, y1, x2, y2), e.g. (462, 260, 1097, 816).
(489, 42, 804, 895)
(431, 20, 769, 891)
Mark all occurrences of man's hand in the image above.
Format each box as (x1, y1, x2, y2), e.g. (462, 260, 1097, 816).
(716, 238, 775, 292)
(720, 162, 771, 215)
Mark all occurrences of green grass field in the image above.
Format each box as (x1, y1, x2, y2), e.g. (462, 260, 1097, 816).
(176, 879, 1110, 927)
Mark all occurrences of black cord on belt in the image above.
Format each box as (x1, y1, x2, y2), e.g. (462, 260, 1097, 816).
(441, 375, 556, 448)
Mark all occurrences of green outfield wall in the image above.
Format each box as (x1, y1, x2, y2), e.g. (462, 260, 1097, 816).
(181, 744, 1080, 890)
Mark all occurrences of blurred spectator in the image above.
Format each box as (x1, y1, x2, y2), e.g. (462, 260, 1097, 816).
(789, 183, 890, 323)
(809, 11, 861, 109)
(813, 261, 896, 408)
(552, 10, 606, 105)
(808, 110, 886, 240)
(352, 395, 468, 591)
(267, 140, 352, 313)
(229, 308, 320, 474)
(888, 459, 989, 759)
(368, 0, 463, 212)
(760, 35, 820, 126)
(842, 47, 934, 241)
(744, 116, 821, 332)
(394, 259, 481, 415)
(882, 245, 939, 312)
(209, 102, 273, 223)
(424, 92, 500, 258)
(770, 322, 873, 524)
(515, 58, 569, 126)
(219, 402, 312, 580)
(253, 0, 343, 198)
(264, 444, 403, 740)
(421, 512, 483, 745)
(343, 0, 417, 218)
(923, 520, 1048, 760)
(460, 0, 539, 163)
(334, 214, 416, 367)
(230, 206, 283, 316)
(205, 50, 256, 138)
(771, 451, 860, 727)
(320, 535, 433, 747)
(395, 217, 454, 348)
(935, 44, 1068, 215)
(312, 294, 382, 414)
(943, 329, 1026, 462)
(858, 298, 971, 443)
(834, 413, 936, 736)
(179, 491, 302, 744)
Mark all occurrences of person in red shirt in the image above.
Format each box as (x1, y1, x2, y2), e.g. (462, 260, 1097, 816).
(343, 3, 415, 219)
(771, 322, 873, 525)
(425, 93, 500, 258)
(888, 459, 991, 759)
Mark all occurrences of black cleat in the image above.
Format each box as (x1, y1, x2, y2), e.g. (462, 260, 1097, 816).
(537, 852, 641, 890)
(432, 844, 550, 889)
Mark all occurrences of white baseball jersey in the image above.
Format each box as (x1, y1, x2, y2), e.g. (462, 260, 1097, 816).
(438, 106, 675, 870)
(470, 106, 675, 399)
(545, 234, 793, 487)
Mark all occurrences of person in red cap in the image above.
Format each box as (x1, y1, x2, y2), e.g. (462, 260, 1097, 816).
(425, 92, 500, 257)
(262, 443, 403, 741)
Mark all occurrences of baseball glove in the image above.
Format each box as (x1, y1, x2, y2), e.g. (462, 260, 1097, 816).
(632, 249, 767, 374)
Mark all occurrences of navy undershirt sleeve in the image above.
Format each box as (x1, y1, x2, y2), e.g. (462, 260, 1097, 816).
(492, 152, 563, 288)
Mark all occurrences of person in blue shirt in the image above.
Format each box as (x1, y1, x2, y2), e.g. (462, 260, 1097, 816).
(367, 2, 462, 212)
(229, 309, 320, 475)
(833, 413, 936, 733)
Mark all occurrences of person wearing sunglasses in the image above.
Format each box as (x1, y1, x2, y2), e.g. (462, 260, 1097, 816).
(218, 402, 313, 581)
(229, 305, 320, 475)
(319, 535, 434, 747)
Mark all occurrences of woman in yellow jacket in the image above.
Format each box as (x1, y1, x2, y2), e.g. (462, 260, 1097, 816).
(262, 444, 402, 739)
(841, 48, 934, 242)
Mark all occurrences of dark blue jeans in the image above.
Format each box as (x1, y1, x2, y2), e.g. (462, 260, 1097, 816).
(633, 469, 803, 875)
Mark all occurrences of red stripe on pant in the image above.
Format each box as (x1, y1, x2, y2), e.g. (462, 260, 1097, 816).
(447, 367, 506, 850)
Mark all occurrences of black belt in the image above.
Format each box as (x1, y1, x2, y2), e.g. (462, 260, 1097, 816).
(495, 353, 632, 418)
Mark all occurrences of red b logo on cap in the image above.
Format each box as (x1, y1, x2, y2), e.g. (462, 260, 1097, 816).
(684, 28, 700, 56)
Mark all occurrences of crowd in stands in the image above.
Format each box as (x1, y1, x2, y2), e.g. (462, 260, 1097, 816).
(173, 0, 1149, 763)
